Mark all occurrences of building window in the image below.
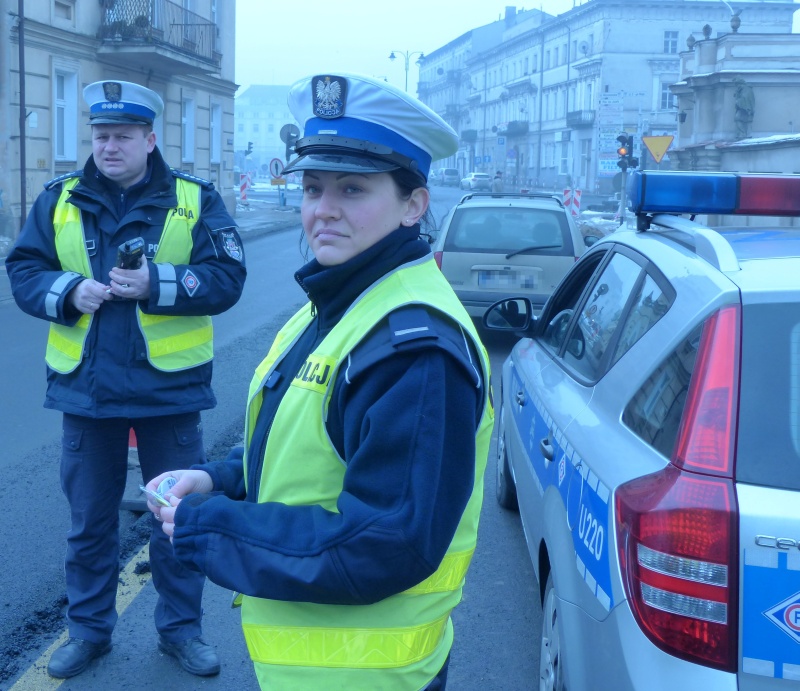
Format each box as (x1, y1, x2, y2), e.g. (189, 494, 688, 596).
(554, 47, 559, 66)
(210, 103, 222, 164)
(237, 123, 244, 132)
(54, 0, 75, 25)
(252, 123, 259, 133)
(182, 97, 195, 163)
(664, 31, 678, 54)
(54, 70, 77, 161)
(660, 83, 676, 110)
(559, 141, 570, 176)
(545, 51, 550, 69)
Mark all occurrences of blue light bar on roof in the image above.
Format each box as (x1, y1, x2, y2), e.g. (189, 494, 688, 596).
(627, 171, 800, 216)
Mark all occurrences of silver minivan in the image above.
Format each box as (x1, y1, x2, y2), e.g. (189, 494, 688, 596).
(433, 192, 586, 319)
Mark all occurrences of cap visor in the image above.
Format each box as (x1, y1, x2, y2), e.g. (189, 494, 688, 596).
(282, 153, 399, 176)
(88, 115, 153, 125)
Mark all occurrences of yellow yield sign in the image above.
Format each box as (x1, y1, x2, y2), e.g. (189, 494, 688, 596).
(642, 135, 674, 164)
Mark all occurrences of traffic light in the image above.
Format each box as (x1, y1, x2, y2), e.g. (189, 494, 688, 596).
(616, 134, 639, 171)
(616, 134, 631, 171)
(245, 141, 253, 156)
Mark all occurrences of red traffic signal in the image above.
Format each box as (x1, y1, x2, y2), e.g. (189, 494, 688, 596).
(616, 134, 631, 158)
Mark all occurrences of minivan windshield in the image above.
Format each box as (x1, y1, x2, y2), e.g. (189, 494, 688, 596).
(443, 207, 573, 256)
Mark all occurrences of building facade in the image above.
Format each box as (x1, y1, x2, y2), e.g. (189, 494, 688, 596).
(0, 0, 238, 244)
(672, 29, 800, 174)
(418, 0, 796, 195)
(233, 85, 293, 179)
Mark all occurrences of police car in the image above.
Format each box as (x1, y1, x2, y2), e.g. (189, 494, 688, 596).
(485, 171, 800, 690)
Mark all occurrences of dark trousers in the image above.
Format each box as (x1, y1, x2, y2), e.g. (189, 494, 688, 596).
(60, 412, 207, 644)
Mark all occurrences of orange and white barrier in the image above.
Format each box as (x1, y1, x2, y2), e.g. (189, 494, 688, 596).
(562, 188, 582, 217)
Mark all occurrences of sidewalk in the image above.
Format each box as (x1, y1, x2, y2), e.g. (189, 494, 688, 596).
(0, 202, 300, 305)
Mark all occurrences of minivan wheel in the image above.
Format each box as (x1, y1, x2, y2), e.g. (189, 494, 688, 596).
(540, 573, 567, 691)
(496, 428, 518, 510)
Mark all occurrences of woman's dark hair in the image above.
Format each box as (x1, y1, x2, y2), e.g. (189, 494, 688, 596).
(389, 168, 435, 231)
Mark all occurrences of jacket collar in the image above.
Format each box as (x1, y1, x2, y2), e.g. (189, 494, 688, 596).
(295, 225, 430, 331)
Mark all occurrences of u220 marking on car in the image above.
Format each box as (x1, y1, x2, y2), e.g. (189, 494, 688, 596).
(742, 548, 800, 679)
(510, 366, 614, 611)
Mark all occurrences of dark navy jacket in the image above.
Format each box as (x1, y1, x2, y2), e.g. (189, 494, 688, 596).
(6, 147, 246, 418)
(171, 226, 485, 606)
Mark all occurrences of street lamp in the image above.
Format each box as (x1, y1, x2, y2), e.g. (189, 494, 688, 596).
(388, 50, 425, 92)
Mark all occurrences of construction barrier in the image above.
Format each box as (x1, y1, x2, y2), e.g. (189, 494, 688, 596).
(239, 173, 251, 203)
(563, 188, 582, 217)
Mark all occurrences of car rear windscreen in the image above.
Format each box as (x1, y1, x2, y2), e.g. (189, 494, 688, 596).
(736, 301, 800, 490)
(443, 207, 573, 255)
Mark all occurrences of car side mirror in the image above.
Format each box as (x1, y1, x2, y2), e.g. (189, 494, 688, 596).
(483, 297, 535, 334)
(584, 234, 600, 247)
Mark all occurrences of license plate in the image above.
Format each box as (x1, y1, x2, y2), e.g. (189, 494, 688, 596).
(478, 270, 538, 289)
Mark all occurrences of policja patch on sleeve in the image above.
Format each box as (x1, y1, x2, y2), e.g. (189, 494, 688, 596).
(220, 231, 243, 261)
(181, 268, 201, 297)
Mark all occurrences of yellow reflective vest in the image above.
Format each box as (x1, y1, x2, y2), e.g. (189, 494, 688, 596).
(46, 177, 213, 373)
(239, 256, 494, 690)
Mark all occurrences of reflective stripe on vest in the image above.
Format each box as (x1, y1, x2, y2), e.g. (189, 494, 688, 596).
(46, 176, 213, 373)
(240, 256, 494, 690)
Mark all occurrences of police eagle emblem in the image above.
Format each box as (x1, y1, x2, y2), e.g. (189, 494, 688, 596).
(103, 81, 122, 102)
(312, 75, 346, 119)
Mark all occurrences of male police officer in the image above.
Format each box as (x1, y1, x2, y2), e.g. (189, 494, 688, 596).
(6, 80, 246, 679)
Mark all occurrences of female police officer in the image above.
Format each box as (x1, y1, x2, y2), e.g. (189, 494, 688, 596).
(147, 73, 493, 690)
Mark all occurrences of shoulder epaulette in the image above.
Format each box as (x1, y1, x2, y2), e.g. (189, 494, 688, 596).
(344, 306, 481, 388)
(171, 168, 213, 189)
(44, 170, 82, 191)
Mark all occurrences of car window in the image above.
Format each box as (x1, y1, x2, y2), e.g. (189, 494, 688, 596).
(541, 249, 608, 352)
(443, 206, 573, 255)
(611, 273, 672, 365)
(562, 253, 643, 379)
(622, 322, 702, 458)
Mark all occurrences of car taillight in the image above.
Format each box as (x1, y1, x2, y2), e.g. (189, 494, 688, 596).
(616, 304, 740, 672)
(434, 251, 443, 269)
(673, 305, 740, 477)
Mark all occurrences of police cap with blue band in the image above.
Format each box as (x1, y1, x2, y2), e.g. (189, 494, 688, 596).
(83, 80, 164, 125)
(282, 73, 458, 183)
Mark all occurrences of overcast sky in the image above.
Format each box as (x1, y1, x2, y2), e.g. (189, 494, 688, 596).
(234, 0, 581, 91)
(234, 0, 800, 93)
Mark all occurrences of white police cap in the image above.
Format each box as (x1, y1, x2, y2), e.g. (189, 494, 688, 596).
(83, 80, 164, 125)
(282, 73, 458, 183)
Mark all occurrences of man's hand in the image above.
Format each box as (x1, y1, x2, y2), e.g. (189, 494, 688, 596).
(68, 278, 113, 314)
(108, 255, 151, 300)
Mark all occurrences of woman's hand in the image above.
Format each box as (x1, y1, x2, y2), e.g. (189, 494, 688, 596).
(146, 469, 213, 538)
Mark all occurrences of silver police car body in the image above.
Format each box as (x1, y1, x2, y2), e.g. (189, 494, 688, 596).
(487, 171, 800, 690)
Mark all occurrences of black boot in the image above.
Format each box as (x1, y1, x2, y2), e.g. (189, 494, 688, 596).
(47, 637, 112, 679)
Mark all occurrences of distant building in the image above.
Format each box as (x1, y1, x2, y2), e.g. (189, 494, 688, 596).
(0, 0, 237, 242)
(418, 0, 796, 194)
(672, 29, 800, 176)
(234, 85, 293, 179)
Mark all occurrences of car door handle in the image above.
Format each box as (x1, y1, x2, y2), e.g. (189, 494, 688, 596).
(540, 438, 554, 461)
(515, 390, 525, 406)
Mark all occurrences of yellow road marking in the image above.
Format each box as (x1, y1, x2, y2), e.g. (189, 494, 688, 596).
(9, 542, 151, 690)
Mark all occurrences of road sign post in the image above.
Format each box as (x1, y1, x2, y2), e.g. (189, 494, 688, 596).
(269, 159, 286, 207)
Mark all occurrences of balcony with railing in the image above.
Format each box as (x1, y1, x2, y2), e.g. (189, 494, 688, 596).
(566, 110, 595, 128)
(98, 0, 220, 74)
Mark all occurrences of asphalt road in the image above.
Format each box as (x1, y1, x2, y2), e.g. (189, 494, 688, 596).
(0, 186, 541, 690)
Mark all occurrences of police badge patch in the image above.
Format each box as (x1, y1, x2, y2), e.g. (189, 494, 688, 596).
(181, 269, 201, 297)
(221, 231, 243, 261)
(312, 75, 346, 119)
(103, 82, 122, 102)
